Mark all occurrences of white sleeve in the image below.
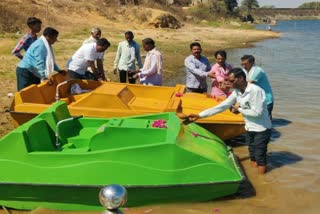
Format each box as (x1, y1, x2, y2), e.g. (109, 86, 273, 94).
(140, 55, 158, 76)
(199, 92, 237, 118)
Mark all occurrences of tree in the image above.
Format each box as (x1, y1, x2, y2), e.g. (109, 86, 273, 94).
(298, 2, 320, 9)
(261, 5, 276, 9)
(224, 0, 238, 13)
(241, 0, 259, 13)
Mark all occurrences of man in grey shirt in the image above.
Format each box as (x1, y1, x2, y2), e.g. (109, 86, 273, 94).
(113, 31, 143, 84)
(184, 42, 215, 93)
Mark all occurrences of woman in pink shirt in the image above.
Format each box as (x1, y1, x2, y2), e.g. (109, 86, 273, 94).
(209, 50, 233, 98)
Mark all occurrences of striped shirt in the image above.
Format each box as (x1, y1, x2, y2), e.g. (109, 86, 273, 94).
(12, 32, 37, 58)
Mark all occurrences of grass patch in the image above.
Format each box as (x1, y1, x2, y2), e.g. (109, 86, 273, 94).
(207, 21, 223, 28)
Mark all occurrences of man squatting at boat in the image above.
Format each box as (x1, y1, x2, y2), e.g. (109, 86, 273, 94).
(179, 68, 272, 174)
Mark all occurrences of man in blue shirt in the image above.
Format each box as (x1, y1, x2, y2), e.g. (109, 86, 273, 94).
(184, 42, 215, 93)
(16, 27, 63, 91)
(241, 55, 274, 120)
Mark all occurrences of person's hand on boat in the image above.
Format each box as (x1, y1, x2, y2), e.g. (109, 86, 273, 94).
(230, 102, 240, 114)
(188, 113, 200, 122)
(41, 78, 54, 86)
(176, 112, 188, 119)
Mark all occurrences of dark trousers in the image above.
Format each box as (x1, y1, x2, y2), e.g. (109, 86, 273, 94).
(246, 129, 271, 166)
(119, 70, 136, 84)
(68, 70, 97, 81)
(186, 87, 207, 93)
(16, 67, 40, 91)
(267, 102, 274, 121)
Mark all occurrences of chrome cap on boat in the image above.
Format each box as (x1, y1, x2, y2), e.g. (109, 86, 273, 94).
(99, 184, 128, 211)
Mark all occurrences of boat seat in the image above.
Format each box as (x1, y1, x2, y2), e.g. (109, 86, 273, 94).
(19, 84, 46, 104)
(38, 101, 72, 133)
(24, 118, 56, 152)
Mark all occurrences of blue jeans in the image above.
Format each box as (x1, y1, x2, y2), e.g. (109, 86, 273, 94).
(68, 70, 97, 81)
(16, 67, 40, 91)
(246, 129, 271, 166)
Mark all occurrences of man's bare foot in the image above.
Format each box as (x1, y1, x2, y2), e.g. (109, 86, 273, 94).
(258, 165, 267, 174)
(250, 161, 258, 168)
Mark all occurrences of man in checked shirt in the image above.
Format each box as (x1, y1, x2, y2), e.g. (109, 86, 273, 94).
(12, 17, 42, 60)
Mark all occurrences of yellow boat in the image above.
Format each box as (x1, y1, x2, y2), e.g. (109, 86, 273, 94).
(10, 73, 245, 140)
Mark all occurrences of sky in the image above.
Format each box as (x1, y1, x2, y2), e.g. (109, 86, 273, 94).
(256, 0, 319, 8)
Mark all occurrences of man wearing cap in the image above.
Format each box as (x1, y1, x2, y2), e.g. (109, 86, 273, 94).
(113, 31, 143, 84)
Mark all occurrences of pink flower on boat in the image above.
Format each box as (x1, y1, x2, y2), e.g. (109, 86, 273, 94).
(152, 119, 167, 128)
(175, 92, 183, 97)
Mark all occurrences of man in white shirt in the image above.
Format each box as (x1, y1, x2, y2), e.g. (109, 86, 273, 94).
(67, 38, 110, 81)
(132, 38, 163, 86)
(183, 68, 272, 174)
(113, 31, 142, 84)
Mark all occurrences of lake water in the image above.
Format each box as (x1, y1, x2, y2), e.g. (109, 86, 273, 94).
(123, 20, 320, 214)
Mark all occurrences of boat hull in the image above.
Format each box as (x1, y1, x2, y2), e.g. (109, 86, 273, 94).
(0, 181, 241, 211)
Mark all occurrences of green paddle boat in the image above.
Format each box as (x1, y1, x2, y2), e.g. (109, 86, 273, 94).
(0, 102, 244, 211)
